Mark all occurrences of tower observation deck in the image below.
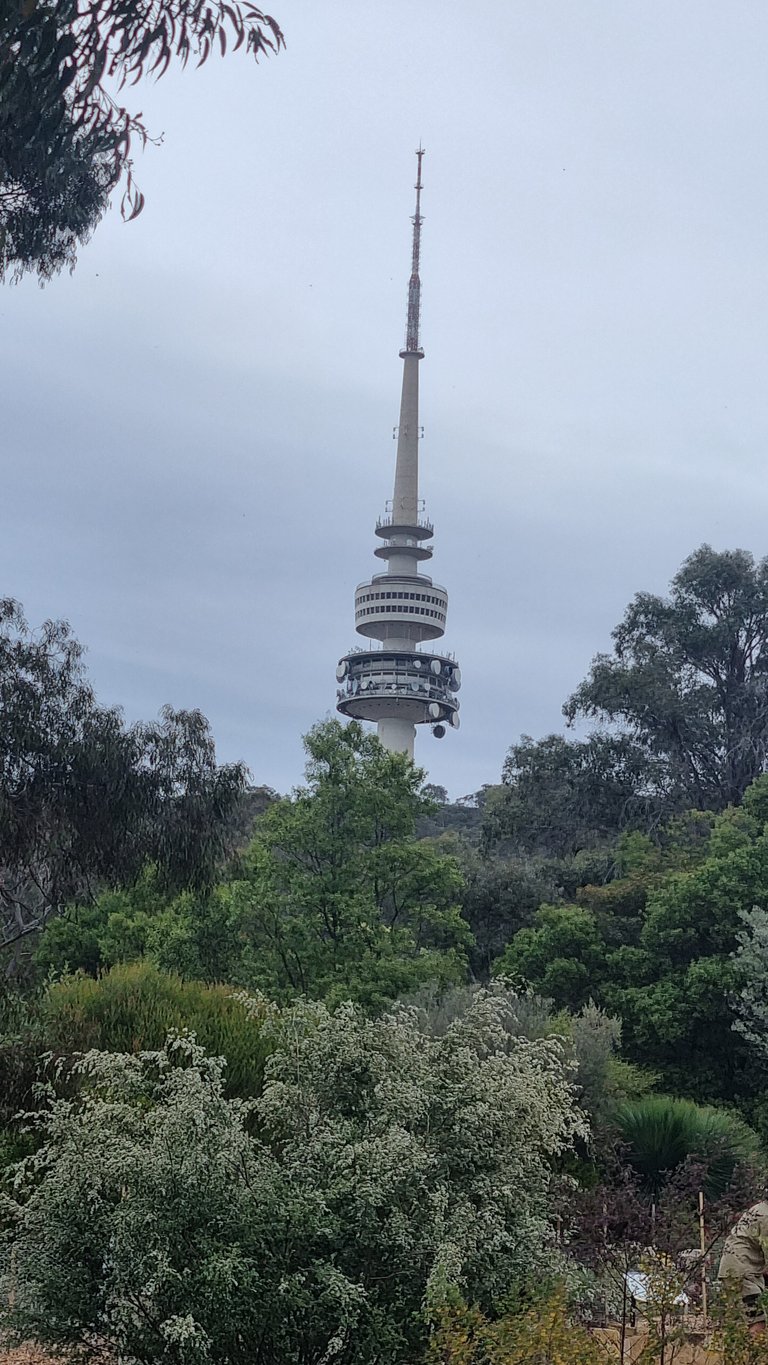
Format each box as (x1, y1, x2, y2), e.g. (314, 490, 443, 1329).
(336, 149, 461, 759)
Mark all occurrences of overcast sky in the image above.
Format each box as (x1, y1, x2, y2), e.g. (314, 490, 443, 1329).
(4, 1, 768, 797)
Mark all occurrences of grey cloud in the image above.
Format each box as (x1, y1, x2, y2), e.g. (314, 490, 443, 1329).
(4, 0, 768, 797)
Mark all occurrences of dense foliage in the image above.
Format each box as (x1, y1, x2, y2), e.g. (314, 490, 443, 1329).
(40, 960, 271, 1095)
(566, 544, 768, 812)
(5, 552, 768, 1359)
(34, 720, 470, 1010)
(489, 779, 768, 1124)
(485, 732, 658, 858)
(0, 961, 271, 1175)
(1, 991, 584, 1364)
(611, 1095, 759, 1198)
(486, 547, 768, 865)
(0, 600, 246, 973)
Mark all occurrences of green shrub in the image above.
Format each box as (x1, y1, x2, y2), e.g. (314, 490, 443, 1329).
(428, 1286, 602, 1364)
(41, 961, 270, 1099)
(2, 991, 586, 1365)
(0, 990, 47, 1168)
(613, 1095, 761, 1197)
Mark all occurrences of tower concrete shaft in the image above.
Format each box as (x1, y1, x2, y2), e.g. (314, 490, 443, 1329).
(336, 149, 462, 759)
(388, 354, 421, 582)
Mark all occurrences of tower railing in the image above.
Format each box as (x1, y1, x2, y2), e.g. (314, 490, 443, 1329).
(375, 514, 434, 534)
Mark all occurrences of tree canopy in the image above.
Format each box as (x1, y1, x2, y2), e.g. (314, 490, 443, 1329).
(484, 731, 659, 858)
(0, 599, 246, 969)
(227, 721, 468, 1007)
(0, 0, 283, 279)
(30, 720, 470, 1008)
(566, 545, 768, 812)
(490, 780, 768, 1114)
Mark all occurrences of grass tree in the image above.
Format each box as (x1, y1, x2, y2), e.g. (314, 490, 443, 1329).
(613, 1095, 760, 1199)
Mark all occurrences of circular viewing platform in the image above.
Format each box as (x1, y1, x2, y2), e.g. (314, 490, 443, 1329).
(374, 541, 433, 562)
(375, 517, 434, 541)
(336, 648, 461, 729)
(354, 576, 448, 642)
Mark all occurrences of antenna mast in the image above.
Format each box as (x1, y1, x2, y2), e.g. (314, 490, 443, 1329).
(404, 145, 424, 354)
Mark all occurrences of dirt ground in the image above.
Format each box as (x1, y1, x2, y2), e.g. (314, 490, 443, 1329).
(0, 1352, 62, 1364)
(0, 1334, 727, 1364)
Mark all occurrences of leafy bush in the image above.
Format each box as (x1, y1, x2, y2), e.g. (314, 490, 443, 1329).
(40, 961, 271, 1099)
(428, 1286, 602, 1364)
(34, 871, 244, 987)
(1, 989, 586, 1365)
(411, 988, 651, 1139)
(493, 905, 607, 1010)
(564, 1002, 655, 1130)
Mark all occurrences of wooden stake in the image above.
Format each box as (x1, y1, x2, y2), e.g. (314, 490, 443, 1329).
(699, 1189, 708, 1321)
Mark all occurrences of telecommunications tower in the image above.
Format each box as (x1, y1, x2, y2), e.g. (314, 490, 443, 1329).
(335, 148, 461, 758)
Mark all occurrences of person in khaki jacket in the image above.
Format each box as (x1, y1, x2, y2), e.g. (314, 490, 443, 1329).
(718, 1201, 768, 1332)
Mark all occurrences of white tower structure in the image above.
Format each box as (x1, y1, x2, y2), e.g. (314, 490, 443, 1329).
(336, 148, 461, 758)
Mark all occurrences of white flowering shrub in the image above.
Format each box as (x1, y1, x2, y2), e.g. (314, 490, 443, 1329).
(0, 987, 586, 1364)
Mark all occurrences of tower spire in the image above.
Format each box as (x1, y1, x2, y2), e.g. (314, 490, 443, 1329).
(335, 148, 462, 759)
(404, 145, 424, 355)
(392, 147, 425, 530)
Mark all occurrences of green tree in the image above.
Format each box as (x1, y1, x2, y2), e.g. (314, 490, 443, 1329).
(31, 724, 470, 1000)
(457, 846, 560, 977)
(34, 868, 244, 984)
(218, 719, 470, 1007)
(566, 545, 768, 811)
(484, 732, 660, 859)
(1, 989, 586, 1364)
(0, 600, 246, 972)
(494, 904, 608, 1011)
(610, 801, 768, 1102)
(485, 784, 768, 1109)
(1, 0, 283, 280)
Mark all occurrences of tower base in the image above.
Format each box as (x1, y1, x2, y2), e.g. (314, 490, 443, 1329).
(377, 716, 416, 759)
